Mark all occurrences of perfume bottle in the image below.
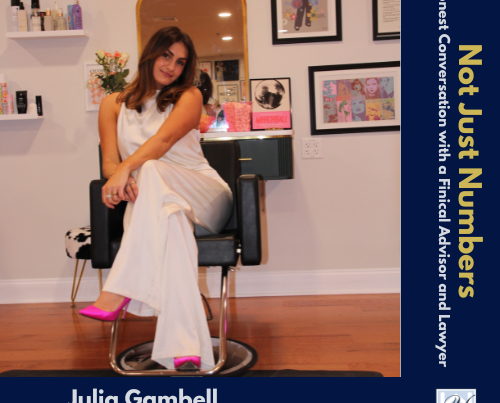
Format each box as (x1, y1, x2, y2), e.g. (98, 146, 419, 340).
(56, 8, 66, 30)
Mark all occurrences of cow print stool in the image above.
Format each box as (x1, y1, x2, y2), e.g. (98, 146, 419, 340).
(65, 226, 103, 307)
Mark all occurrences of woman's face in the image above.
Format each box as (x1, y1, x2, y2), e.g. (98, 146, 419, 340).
(366, 78, 378, 95)
(353, 82, 361, 91)
(352, 99, 364, 114)
(153, 42, 189, 89)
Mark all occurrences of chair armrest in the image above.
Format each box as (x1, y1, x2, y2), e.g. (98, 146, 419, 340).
(89, 180, 126, 268)
(237, 174, 262, 265)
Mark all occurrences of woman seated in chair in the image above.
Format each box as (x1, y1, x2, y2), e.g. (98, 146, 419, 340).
(79, 26, 233, 371)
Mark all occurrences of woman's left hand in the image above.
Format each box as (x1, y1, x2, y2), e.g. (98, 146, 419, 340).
(102, 164, 133, 209)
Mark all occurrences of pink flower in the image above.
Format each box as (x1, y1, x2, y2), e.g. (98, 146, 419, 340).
(110, 71, 116, 75)
(291, 13, 296, 20)
(105, 52, 112, 57)
(114, 51, 121, 58)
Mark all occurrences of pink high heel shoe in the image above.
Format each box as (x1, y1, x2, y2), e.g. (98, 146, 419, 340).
(174, 356, 201, 371)
(79, 298, 131, 322)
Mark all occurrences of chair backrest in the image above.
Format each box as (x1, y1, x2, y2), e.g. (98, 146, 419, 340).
(201, 141, 240, 231)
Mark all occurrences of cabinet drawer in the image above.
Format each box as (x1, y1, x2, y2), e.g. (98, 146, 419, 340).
(236, 137, 293, 180)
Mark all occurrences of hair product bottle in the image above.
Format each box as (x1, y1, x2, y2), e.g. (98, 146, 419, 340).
(16, 91, 28, 114)
(56, 8, 67, 30)
(67, 4, 73, 30)
(30, 0, 40, 31)
(11, 0, 20, 32)
(52, 1, 59, 25)
(44, 9, 53, 31)
(72, 0, 83, 29)
(36, 96, 43, 116)
(6, 95, 15, 114)
(32, 15, 41, 31)
(0, 74, 6, 115)
(17, 2, 28, 31)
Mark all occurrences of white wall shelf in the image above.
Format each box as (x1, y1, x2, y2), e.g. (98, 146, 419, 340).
(0, 114, 44, 121)
(6, 30, 88, 40)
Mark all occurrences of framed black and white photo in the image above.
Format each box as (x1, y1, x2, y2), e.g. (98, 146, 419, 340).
(200, 61, 213, 79)
(250, 78, 292, 130)
(373, 0, 400, 41)
(214, 60, 239, 82)
(271, 0, 342, 45)
(308, 61, 400, 135)
(217, 84, 239, 104)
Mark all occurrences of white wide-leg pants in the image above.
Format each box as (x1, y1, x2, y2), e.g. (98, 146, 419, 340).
(103, 159, 233, 369)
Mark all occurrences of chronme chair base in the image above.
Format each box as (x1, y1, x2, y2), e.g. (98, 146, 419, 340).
(90, 141, 262, 377)
(108, 266, 257, 376)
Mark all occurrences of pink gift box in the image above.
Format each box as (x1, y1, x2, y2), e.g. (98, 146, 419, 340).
(223, 102, 252, 132)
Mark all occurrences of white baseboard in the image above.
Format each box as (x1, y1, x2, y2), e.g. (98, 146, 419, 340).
(0, 268, 400, 304)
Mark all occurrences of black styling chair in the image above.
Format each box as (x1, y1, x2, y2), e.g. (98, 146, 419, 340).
(89, 140, 262, 376)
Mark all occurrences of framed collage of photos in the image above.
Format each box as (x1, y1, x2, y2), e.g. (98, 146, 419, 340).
(271, 0, 342, 45)
(308, 61, 400, 135)
(250, 78, 292, 130)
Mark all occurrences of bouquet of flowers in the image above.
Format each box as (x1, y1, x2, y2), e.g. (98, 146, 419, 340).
(92, 50, 130, 95)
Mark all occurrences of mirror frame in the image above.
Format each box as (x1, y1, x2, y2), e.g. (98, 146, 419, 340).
(135, 0, 250, 98)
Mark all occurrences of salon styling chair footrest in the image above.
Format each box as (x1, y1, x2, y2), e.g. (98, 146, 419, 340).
(116, 337, 258, 377)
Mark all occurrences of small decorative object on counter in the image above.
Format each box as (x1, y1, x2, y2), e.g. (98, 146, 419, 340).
(91, 50, 130, 95)
(199, 115, 216, 133)
(223, 102, 252, 132)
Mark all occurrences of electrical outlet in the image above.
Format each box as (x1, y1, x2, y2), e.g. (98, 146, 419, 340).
(302, 138, 323, 159)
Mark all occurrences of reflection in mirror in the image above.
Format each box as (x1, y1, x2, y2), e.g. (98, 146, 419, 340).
(137, 0, 249, 132)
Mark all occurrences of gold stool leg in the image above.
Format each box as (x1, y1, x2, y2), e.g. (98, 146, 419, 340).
(98, 269, 103, 292)
(70, 259, 87, 307)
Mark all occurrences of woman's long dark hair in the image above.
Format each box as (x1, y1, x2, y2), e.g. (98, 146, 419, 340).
(118, 26, 198, 112)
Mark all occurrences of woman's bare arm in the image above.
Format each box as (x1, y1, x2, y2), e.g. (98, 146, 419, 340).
(98, 92, 122, 179)
(101, 87, 202, 208)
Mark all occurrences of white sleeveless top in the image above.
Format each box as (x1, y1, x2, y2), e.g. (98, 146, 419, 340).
(117, 93, 213, 172)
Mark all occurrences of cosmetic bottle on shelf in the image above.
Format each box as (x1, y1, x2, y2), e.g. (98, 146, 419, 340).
(44, 9, 53, 31)
(72, 0, 83, 29)
(52, 1, 59, 25)
(17, 2, 28, 32)
(11, 0, 20, 32)
(56, 8, 67, 30)
(30, 0, 40, 31)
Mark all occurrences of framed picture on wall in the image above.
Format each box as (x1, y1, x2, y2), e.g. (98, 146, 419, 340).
(250, 78, 292, 130)
(217, 84, 239, 104)
(240, 80, 247, 101)
(308, 61, 400, 135)
(271, 0, 342, 45)
(372, 0, 400, 40)
(83, 62, 105, 112)
(200, 61, 213, 78)
(214, 60, 239, 81)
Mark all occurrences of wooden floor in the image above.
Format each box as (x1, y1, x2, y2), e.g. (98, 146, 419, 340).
(0, 294, 400, 377)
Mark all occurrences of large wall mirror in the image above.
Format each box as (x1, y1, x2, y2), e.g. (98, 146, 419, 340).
(136, 0, 249, 132)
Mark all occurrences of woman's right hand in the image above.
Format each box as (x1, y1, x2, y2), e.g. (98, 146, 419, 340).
(101, 163, 135, 208)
